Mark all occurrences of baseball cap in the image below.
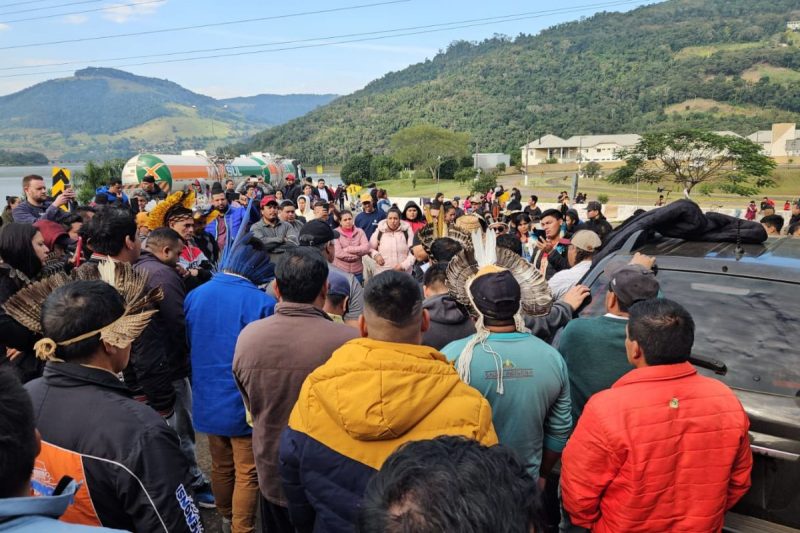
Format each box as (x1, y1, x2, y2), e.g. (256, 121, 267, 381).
(286, 173, 296, 181)
(569, 230, 602, 252)
(141, 175, 156, 184)
(606, 264, 660, 308)
(260, 195, 278, 207)
(327, 271, 350, 297)
(360, 193, 373, 203)
(453, 196, 461, 201)
(298, 220, 340, 247)
(469, 270, 521, 320)
(587, 201, 602, 212)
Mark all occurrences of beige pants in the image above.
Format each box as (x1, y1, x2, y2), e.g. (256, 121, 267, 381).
(362, 255, 378, 285)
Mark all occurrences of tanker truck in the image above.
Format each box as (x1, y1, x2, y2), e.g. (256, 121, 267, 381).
(121, 151, 300, 192)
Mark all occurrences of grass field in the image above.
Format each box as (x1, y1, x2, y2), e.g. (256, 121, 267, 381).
(674, 41, 765, 59)
(740, 64, 800, 84)
(381, 167, 800, 208)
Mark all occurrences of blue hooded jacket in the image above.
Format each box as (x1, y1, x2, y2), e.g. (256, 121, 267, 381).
(185, 273, 276, 436)
(94, 186, 129, 208)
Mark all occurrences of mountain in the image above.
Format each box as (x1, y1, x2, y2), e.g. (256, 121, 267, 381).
(0, 68, 337, 160)
(240, 0, 800, 164)
(221, 94, 338, 126)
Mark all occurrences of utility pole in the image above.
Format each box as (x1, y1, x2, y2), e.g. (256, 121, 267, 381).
(524, 130, 530, 187)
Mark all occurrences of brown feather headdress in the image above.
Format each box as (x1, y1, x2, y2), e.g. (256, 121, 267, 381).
(3, 261, 163, 361)
(416, 223, 473, 258)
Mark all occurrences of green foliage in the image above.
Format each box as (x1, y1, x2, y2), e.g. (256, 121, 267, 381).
(454, 167, 475, 184)
(597, 193, 610, 204)
(545, 158, 559, 164)
(583, 161, 602, 179)
(608, 130, 776, 196)
(72, 159, 126, 204)
(340, 153, 372, 185)
(369, 155, 402, 181)
(242, 0, 800, 163)
(496, 162, 507, 172)
(470, 171, 498, 195)
(0, 149, 48, 165)
(439, 158, 459, 180)
(390, 124, 471, 180)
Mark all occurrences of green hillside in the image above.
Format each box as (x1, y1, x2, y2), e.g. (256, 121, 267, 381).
(0, 68, 337, 160)
(240, 0, 800, 164)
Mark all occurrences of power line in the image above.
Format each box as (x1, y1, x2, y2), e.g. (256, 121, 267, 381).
(0, 0, 61, 8)
(0, 0, 163, 23)
(0, 0, 642, 80)
(0, 0, 410, 47)
(0, 0, 104, 17)
(0, 0, 639, 72)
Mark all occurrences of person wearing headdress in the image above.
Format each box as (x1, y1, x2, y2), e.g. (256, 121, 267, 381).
(6, 264, 202, 532)
(440, 229, 572, 483)
(192, 207, 221, 266)
(185, 236, 277, 533)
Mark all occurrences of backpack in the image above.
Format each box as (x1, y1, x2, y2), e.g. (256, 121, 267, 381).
(376, 228, 409, 245)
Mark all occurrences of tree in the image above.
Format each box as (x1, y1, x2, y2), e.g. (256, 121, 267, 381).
(583, 161, 602, 179)
(389, 124, 471, 181)
(470, 171, 498, 195)
(608, 130, 776, 197)
(369, 155, 402, 181)
(340, 153, 372, 186)
(72, 159, 126, 204)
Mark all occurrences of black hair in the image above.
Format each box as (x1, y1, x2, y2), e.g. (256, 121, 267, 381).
(401, 202, 424, 223)
(275, 247, 329, 303)
(358, 436, 543, 533)
(94, 194, 109, 205)
(146, 227, 182, 250)
(364, 271, 422, 327)
(327, 293, 347, 309)
(574, 248, 593, 264)
(430, 238, 462, 263)
(540, 208, 562, 221)
(496, 234, 522, 256)
(0, 223, 44, 279)
(386, 207, 402, 218)
(529, 195, 538, 202)
(41, 280, 126, 362)
(0, 368, 38, 499)
(80, 208, 136, 256)
(788, 222, 800, 236)
(108, 178, 122, 186)
(423, 263, 448, 289)
(760, 214, 784, 232)
(627, 298, 694, 366)
(76, 206, 96, 217)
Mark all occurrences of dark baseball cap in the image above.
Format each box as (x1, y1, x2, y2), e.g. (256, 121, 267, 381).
(327, 271, 350, 297)
(606, 264, 660, 308)
(586, 201, 602, 212)
(141, 175, 156, 184)
(298, 219, 339, 247)
(469, 270, 521, 320)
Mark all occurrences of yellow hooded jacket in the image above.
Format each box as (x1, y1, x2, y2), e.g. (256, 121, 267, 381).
(278, 337, 497, 531)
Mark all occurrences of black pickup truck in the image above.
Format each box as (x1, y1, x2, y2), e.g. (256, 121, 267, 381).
(576, 232, 800, 531)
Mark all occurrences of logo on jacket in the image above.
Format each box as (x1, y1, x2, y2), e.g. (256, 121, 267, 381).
(175, 484, 204, 532)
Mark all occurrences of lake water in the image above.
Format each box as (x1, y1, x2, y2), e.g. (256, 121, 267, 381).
(0, 165, 86, 205)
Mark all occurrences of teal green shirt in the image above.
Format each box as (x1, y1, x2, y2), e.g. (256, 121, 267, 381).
(557, 314, 631, 424)
(442, 332, 571, 479)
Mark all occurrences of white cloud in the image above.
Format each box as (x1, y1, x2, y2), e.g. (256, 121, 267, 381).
(103, 0, 166, 24)
(0, 23, 10, 32)
(62, 14, 88, 25)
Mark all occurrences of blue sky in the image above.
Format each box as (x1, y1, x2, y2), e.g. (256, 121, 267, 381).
(0, 0, 648, 98)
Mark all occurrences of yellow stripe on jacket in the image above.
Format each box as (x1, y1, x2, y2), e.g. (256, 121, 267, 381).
(287, 337, 498, 470)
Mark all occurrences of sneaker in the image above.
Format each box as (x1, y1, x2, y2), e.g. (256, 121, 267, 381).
(193, 484, 216, 509)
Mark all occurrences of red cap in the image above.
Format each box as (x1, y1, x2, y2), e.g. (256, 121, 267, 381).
(286, 174, 295, 181)
(260, 195, 278, 207)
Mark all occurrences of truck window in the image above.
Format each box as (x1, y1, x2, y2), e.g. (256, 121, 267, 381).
(582, 268, 800, 397)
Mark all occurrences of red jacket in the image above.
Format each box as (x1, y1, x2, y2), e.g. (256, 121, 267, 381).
(561, 362, 752, 533)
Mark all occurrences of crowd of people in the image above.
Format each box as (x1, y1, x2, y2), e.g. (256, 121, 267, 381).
(0, 171, 778, 533)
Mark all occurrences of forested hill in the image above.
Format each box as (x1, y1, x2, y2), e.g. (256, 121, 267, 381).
(241, 0, 800, 164)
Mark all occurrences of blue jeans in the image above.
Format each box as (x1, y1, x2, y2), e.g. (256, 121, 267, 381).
(171, 377, 207, 489)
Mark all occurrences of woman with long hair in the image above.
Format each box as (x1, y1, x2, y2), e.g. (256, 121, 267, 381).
(401, 201, 427, 234)
(368, 208, 414, 279)
(333, 210, 370, 284)
(2, 196, 21, 226)
(511, 213, 535, 261)
(0, 223, 50, 381)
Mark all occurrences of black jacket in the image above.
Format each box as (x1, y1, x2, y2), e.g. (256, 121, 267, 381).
(584, 216, 613, 242)
(26, 363, 202, 532)
(0, 266, 41, 382)
(76, 258, 177, 415)
(422, 294, 476, 350)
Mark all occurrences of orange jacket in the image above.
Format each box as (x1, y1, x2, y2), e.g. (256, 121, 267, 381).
(561, 362, 752, 533)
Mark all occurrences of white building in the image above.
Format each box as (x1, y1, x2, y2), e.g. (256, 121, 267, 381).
(787, 21, 800, 31)
(473, 152, 510, 171)
(521, 134, 640, 165)
(746, 123, 799, 156)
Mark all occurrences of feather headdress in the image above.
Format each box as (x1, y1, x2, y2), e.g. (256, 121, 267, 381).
(147, 190, 196, 230)
(446, 229, 552, 394)
(3, 261, 163, 361)
(416, 223, 473, 257)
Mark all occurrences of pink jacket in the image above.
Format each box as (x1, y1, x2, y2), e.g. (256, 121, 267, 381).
(369, 219, 415, 274)
(333, 227, 370, 274)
